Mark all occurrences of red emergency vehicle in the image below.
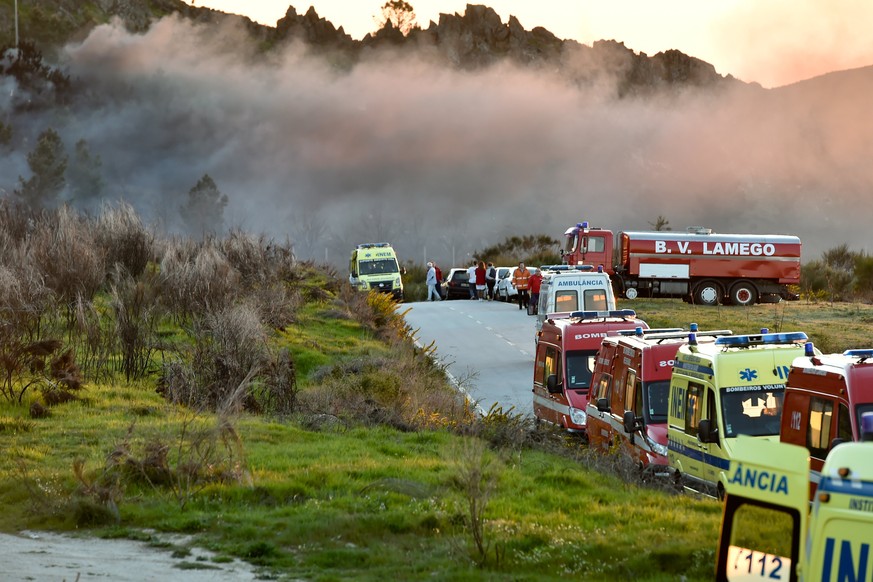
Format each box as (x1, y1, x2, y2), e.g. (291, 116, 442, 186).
(781, 346, 873, 498)
(587, 326, 732, 471)
(560, 220, 801, 306)
(533, 309, 648, 434)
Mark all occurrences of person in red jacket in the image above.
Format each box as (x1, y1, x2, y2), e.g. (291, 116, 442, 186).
(528, 269, 543, 315)
(475, 261, 487, 301)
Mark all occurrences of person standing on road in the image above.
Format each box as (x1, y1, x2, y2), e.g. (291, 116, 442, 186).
(426, 262, 441, 301)
(485, 262, 497, 300)
(433, 262, 444, 299)
(467, 261, 478, 300)
(475, 261, 487, 301)
(512, 262, 531, 311)
(528, 268, 543, 315)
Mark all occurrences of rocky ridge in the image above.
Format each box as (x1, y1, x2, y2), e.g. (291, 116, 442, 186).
(0, 1, 740, 95)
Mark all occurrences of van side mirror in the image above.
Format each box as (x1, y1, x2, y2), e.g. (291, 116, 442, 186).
(698, 419, 719, 444)
(546, 374, 562, 394)
(623, 410, 640, 433)
(596, 397, 610, 413)
(400, 267, 407, 275)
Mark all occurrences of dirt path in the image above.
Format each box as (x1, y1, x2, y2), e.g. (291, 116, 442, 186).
(1, 530, 260, 581)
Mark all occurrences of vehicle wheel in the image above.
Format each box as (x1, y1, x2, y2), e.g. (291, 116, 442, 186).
(694, 281, 722, 306)
(729, 281, 758, 306)
(625, 287, 638, 300)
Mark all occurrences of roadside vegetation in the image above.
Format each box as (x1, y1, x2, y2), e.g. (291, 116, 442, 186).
(1, 201, 872, 580)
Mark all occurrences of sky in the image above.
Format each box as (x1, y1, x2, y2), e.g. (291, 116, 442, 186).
(187, 0, 873, 88)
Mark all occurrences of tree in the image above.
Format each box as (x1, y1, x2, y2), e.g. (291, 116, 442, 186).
(375, 1, 418, 36)
(179, 174, 228, 236)
(648, 215, 671, 231)
(67, 139, 104, 209)
(15, 127, 67, 209)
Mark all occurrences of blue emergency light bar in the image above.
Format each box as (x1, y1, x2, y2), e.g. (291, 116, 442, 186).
(843, 349, 873, 360)
(356, 242, 391, 249)
(540, 264, 595, 272)
(570, 309, 636, 320)
(805, 342, 816, 357)
(715, 331, 808, 347)
(862, 412, 873, 440)
(617, 327, 684, 337)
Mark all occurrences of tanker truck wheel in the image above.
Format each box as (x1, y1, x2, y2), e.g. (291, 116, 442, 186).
(694, 280, 722, 306)
(729, 282, 758, 306)
(624, 287, 638, 300)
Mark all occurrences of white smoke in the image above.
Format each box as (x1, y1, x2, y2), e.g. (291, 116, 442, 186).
(2, 13, 870, 267)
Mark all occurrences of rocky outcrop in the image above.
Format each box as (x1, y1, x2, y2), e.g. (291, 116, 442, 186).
(0, 1, 740, 95)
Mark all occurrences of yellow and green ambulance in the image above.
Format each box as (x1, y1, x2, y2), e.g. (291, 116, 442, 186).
(667, 331, 815, 499)
(348, 243, 404, 300)
(716, 412, 873, 581)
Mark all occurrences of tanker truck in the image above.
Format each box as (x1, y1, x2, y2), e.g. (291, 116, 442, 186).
(560, 221, 801, 306)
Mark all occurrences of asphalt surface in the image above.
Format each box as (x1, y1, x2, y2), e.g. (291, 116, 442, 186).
(403, 296, 538, 415)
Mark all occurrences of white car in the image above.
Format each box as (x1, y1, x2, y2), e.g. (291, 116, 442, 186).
(495, 266, 537, 301)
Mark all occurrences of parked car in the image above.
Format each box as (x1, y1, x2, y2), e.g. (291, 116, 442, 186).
(495, 266, 537, 301)
(444, 268, 471, 300)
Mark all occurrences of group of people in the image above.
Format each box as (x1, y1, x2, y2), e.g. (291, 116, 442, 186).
(425, 260, 543, 313)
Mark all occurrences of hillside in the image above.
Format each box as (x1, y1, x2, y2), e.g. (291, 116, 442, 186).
(0, 1, 738, 95)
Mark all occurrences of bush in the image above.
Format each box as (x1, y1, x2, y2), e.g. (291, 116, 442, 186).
(158, 238, 240, 318)
(96, 201, 155, 279)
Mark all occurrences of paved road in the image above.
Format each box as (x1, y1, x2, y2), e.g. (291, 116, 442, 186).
(403, 297, 538, 415)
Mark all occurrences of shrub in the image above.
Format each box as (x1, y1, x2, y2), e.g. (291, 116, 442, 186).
(158, 238, 240, 318)
(159, 304, 269, 412)
(96, 201, 155, 279)
(110, 266, 163, 381)
(30, 206, 106, 308)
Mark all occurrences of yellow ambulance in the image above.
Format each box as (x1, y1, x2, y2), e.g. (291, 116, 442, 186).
(667, 331, 814, 499)
(715, 412, 873, 581)
(348, 243, 404, 300)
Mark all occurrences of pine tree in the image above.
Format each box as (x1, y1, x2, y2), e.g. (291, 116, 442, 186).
(15, 128, 67, 209)
(179, 174, 228, 235)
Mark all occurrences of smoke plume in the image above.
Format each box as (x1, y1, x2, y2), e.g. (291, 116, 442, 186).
(2, 14, 871, 267)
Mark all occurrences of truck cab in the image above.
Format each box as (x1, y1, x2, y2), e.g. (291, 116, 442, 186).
(533, 310, 648, 435)
(716, 413, 873, 582)
(349, 243, 404, 300)
(667, 331, 816, 499)
(781, 347, 873, 498)
(587, 325, 731, 473)
(535, 267, 615, 335)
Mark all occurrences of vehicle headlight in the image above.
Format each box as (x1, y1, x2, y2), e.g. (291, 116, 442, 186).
(360, 281, 369, 290)
(394, 277, 401, 286)
(651, 441, 669, 456)
(569, 407, 587, 426)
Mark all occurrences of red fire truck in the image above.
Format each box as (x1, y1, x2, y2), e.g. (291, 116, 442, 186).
(586, 325, 732, 472)
(533, 309, 648, 434)
(780, 345, 873, 499)
(560, 221, 801, 306)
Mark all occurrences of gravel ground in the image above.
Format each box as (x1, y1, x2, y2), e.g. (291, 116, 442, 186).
(0, 531, 261, 581)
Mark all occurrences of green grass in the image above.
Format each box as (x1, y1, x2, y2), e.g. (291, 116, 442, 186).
(2, 295, 872, 580)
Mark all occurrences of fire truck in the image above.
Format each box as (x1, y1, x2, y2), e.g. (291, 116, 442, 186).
(587, 325, 731, 473)
(533, 309, 648, 434)
(715, 412, 873, 582)
(560, 221, 801, 306)
(780, 346, 873, 499)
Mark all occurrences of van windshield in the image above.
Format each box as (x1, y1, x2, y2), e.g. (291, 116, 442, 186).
(565, 351, 595, 389)
(359, 259, 399, 276)
(644, 380, 670, 423)
(721, 387, 784, 437)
